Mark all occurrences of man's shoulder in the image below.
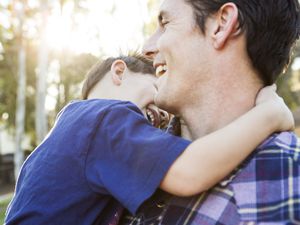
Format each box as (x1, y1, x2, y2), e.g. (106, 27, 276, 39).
(230, 131, 300, 223)
(255, 131, 300, 161)
(232, 131, 300, 183)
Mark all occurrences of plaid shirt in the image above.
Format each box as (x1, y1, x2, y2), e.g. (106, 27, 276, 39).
(120, 131, 300, 224)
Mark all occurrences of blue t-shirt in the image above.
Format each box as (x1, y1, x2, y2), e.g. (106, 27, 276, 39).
(5, 99, 190, 225)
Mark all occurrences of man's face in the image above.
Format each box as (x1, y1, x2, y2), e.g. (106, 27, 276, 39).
(143, 0, 211, 114)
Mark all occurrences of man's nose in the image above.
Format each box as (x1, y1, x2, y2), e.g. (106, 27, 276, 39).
(142, 34, 159, 60)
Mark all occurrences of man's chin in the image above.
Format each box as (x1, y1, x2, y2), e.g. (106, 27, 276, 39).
(154, 94, 174, 114)
(154, 94, 163, 107)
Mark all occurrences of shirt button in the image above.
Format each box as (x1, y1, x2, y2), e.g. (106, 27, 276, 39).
(156, 200, 165, 208)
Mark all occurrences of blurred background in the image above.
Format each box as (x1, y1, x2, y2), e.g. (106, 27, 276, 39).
(0, 0, 160, 198)
(0, 0, 300, 209)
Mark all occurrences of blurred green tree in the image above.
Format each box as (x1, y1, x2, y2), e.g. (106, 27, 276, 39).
(0, 0, 97, 154)
(277, 41, 300, 111)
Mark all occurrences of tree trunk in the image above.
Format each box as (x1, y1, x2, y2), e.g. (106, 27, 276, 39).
(15, 36, 26, 180)
(35, 0, 48, 144)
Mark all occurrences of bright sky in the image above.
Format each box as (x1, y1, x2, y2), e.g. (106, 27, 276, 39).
(1, 0, 159, 111)
(46, 0, 153, 57)
(43, 0, 158, 110)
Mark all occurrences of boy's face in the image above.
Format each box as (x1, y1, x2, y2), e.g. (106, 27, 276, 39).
(122, 71, 170, 128)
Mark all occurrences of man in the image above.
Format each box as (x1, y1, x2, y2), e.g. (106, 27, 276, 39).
(120, 0, 300, 224)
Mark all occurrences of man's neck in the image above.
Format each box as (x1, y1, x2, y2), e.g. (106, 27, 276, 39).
(180, 77, 263, 140)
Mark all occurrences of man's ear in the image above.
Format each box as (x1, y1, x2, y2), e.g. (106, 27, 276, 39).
(110, 60, 127, 86)
(212, 3, 240, 49)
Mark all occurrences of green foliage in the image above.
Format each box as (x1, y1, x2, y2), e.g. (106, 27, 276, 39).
(0, 39, 18, 129)
(277, 40, 300, 111)
(0, 0, 98, 148)
(0, 196, 11, 224)
(51, 52, 97, 116)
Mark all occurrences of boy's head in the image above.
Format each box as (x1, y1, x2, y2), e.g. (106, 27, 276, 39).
(82, 54, 155, 99)
(81, 54, 169, 128)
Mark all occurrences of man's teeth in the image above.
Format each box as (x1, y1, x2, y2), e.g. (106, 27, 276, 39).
(155, 65, 167, 77)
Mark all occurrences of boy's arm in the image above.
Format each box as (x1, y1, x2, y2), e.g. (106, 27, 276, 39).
(160, 86, 294, 196)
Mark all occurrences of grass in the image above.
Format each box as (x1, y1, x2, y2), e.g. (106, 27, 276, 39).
(0, 196, 12, 224)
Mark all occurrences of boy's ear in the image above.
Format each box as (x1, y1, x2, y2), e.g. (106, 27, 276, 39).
(211, 3, 240, 49)
(111, 60, 127, 86)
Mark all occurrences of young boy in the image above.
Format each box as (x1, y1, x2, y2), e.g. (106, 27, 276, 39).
(5, 54, 294, 225)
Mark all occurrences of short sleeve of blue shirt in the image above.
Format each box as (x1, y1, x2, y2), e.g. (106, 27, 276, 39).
(85, 101, 190, 214)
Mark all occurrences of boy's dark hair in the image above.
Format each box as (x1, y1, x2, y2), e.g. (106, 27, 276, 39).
(185, 0, 300, 85)
(81, 54, 155, 99)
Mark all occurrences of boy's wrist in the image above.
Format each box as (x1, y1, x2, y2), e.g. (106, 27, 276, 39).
(255, 102, 279, 132)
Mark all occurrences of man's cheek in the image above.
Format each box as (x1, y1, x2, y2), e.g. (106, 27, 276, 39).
(157, 75, 167, 88)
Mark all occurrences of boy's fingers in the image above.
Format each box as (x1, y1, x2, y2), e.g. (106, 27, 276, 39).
(271, 84, 277, 91)
(265, 84, 276, 91)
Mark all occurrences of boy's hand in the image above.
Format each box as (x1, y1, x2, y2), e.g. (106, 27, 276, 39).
(255, 84, 295, 132)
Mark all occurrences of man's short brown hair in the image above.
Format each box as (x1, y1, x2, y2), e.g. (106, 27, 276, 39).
(185, 0, 300, 85)
(81, 54, 155, 99)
